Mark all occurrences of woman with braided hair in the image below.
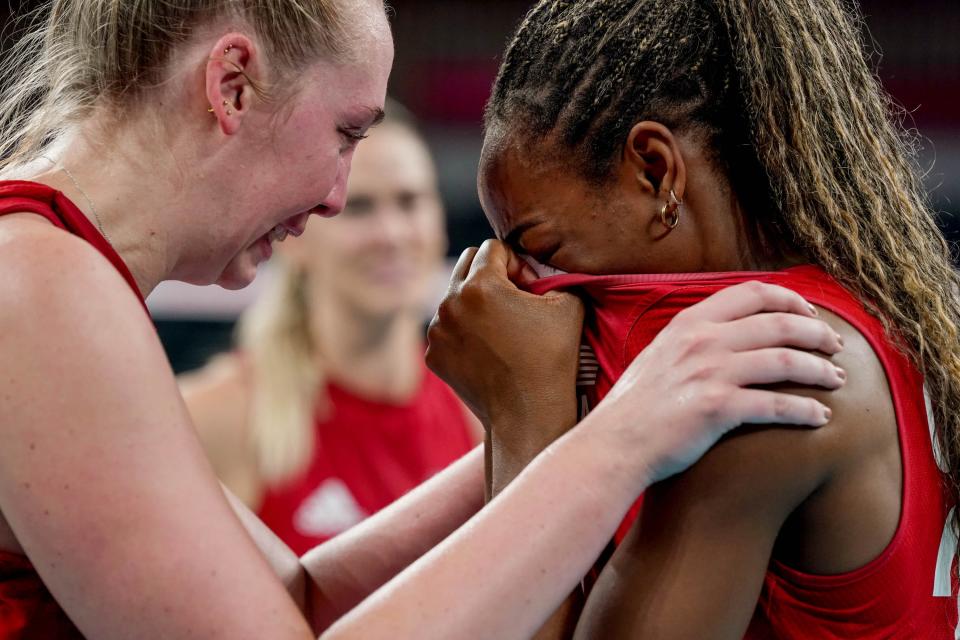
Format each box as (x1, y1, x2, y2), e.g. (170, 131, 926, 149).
(480, 0, 960, 637)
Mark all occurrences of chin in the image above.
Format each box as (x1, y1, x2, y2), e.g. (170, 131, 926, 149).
(216, 259, 259, 290)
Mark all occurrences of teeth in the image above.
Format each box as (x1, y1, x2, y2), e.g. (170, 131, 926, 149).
(269, 225, 289, 243)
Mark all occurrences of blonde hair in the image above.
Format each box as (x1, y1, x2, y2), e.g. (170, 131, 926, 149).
(239, 264, 321, 485)
(0, 0, 359, 173)
(238, 101, 430, 485)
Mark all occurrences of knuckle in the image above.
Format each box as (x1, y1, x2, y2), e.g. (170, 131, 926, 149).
(772, 394, 792, 421)
(435, 298, 456, 324)
(774, 314, 796, 340)
(677, 328, 713, 359)
(744, 280, 769, 301)
(697, 384, 729, 422)
(777, 349, 797, 370)
(459, 280, 487, 305)
(689, 362, 721, 383)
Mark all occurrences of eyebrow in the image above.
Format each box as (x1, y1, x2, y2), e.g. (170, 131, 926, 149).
(367, 106, 386, 128)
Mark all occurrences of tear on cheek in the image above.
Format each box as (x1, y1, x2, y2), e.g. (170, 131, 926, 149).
(520, 254, 568, 278)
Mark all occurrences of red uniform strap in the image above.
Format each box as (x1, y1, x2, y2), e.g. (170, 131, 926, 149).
(0, 180, 146, 311)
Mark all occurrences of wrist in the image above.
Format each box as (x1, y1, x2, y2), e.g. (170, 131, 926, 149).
(488, 399, 577, 494)
(572, 402, 656, 500)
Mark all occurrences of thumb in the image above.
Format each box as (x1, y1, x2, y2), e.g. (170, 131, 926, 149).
(506, 253, 539, 288)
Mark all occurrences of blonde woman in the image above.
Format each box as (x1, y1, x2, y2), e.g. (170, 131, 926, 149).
(182, 105, 480, 554)
(0, 1, 844, 638)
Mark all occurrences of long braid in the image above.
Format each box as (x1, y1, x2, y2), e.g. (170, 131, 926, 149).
(488, 0, 960, 532)
(716, 0, 960, 510)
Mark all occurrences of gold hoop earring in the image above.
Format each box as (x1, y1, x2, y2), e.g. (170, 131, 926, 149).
(660, 189, 682, 230)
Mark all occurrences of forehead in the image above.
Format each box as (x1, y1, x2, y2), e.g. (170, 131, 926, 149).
(479, 133, 561, 226)
(306, 3, 393, 107)
(344, 1, 394, 69)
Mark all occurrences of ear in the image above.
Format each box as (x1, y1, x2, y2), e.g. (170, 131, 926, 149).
(204, 33, 262, 136)
(622, 121, 687, 202)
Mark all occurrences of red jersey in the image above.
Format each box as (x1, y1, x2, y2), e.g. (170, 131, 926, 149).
(257, 368, 475, 555)
(0, 180, 142, 638)
(530, 265, 958, 638)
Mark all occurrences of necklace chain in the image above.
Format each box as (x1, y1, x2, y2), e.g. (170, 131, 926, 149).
(40, 156, 111, 244)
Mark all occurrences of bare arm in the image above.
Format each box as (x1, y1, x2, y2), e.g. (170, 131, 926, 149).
(320, 409, 644, 640)
(0, 227, 843, 639)
(574, 311, 891, 639)
(0, 224, 313, 639)
(302, 445, 485, 631)
(213, 448, 483, 633)
(574, 424, 830, 639)
(488, 394, 584, 640)
(317, 242, 844, 640)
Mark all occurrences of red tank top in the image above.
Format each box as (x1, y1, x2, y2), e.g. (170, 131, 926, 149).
(0, 180, 145, 638)
(530, 265, 958, 638)
(257, 367, 475, 555)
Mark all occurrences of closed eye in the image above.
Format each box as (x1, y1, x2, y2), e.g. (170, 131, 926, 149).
(339, 128, 369, 143)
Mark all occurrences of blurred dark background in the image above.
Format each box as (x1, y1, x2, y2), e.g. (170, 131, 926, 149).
(2, 1, 957, 372)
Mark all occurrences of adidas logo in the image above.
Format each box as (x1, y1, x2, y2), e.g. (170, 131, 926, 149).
(293, 478, 369, 538)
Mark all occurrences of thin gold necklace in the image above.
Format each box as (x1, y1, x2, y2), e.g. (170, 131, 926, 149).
(41, 156, 111, 244)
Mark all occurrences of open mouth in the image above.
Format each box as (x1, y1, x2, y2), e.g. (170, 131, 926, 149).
(267, 211, 312, 244)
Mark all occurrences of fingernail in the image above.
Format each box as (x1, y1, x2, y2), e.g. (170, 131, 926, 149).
(835, 366, 846, 382)
(836, 333, 844, 348)
(823, 406, 833, 422)
(808, 303, 819, 316)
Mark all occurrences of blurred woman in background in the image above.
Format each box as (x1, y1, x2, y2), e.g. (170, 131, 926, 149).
(182, 103, 479, 554)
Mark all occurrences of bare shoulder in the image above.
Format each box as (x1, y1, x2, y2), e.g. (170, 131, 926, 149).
(660, 309, 896, 500)
(0, 214, 144, 327)
(0, 220, 308, 636)
(573, 306, 900, 639)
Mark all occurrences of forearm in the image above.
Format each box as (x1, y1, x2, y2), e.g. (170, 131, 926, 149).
(222, 485, 308, 613)
(303, 446, 485, 631)
(491, 410, 582, 640)
(321, 414, 642, 640)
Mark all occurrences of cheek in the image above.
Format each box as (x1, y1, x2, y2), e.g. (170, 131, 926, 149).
(277, 124, 341, 196)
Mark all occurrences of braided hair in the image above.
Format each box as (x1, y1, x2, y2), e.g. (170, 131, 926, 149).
(488, 0, 960, 533)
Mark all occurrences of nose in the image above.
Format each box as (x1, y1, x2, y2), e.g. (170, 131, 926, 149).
(375, 207, 408, 245)
(317, 155, 353, 217)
